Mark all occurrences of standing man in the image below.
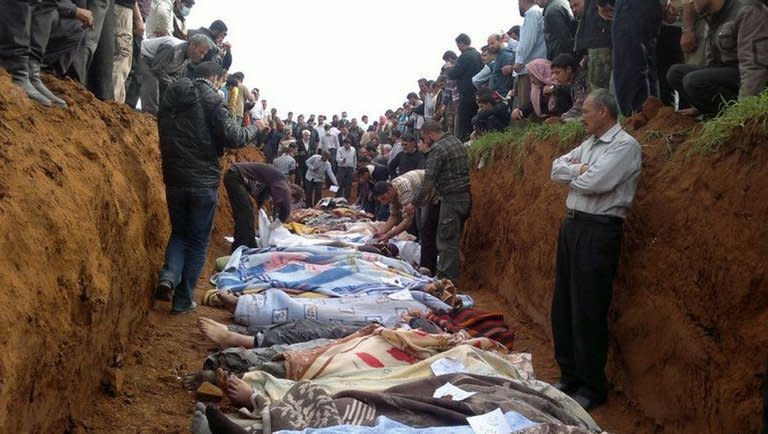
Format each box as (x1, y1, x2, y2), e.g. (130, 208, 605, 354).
(335, 138, 357, 200)
(319, 124, 341, 173)
(154, 61, 261, 314)
(537, 0, 576, 60)
(406, 120, 470, 284)
(571, 0, 612, 91)
(223, 162, 293, 252)
(112, 0, 144, 104)
(513, 0, 548, 110)
(0, 0, 73, 107)
(304, 151, 338, 207)
(549, 89, 641, 410)
(447, 33, 484, 142)
(388, 132, 424, 178)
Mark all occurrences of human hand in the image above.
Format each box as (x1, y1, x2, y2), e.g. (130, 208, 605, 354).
(404, 203, 416, 217)
(597, 4, 614, 20)
(543, 85, 555, 96)
(501, 65, 514, 75)
(579, 164, 590, 175)
(680, 30, 698, 54)
(512, 63, 523, 73)
(75, 8, 94, 28)
(511, 108, 523, 120)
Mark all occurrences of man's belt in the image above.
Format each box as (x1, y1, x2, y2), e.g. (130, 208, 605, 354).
(566, 209, 623, 225)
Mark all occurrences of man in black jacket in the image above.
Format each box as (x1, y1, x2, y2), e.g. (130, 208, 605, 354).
(571, 0, 612, 91)
(154, 61, 260, 314)
(447, 33, 484, 142)
(537, 0, 576, 60)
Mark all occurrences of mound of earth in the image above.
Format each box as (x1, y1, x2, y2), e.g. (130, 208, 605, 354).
(463, 99, 768, 433)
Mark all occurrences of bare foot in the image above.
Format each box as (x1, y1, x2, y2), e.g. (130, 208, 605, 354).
(678, 107, 700, 117)
(216, 292, 239, 313)
(226, 374, 255, 409)
(183, 369, 217, 391)
(198, 317, 254, 349)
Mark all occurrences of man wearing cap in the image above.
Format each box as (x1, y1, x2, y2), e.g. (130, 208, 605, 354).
(223, 162, 293, 253)
(372, 170, 425, 242)
(335, 137, 357, 200)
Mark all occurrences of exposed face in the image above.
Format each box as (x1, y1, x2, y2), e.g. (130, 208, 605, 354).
(487, 36, 502, 53)
(581, 96, 605, 136)
(288, 113, 294, 121)
(271, 108, 277, 115)
(252, 90, 259, 100)
(302, 132, 310, 140)
(418, 81, 428, 92)
(402, 140, 415, 153)
(510, 32, 520, 41)
(188, 43, 209, 62)
(569, 0, 585, 17)
(362, 116, 368, 123)
(377, 190, 393, 205)
(417, 140, 429, 153)
(343, 142, 351, 149)
(478, 101, 492, 111)
(480, 50, 492, 64)
(551, 66, 574, 85)
(262, 100, 267, 108)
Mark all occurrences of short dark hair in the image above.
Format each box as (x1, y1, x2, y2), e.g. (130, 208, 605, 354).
(342, 137, 352, 144)
(390, 129, 402, 139)
(373, 181, 391, 198)
(455, 33, 471, 46)
(401, 132, 416, 143)
(406, 92, 418, 100)
(476, 88, 495, 105)
(356, 166, 370, 176)
(210, 20, 228, 33)
(189, 61, 224, 79)
(551, 53, 579, 70)
(421, 119, 444, 134)
(442, 50, 458, 61)
(232, 71, 244, 81)
(508, 25, 520, 36)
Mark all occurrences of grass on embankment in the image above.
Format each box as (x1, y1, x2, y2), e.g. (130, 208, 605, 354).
(469, 120, 584, 168)
(693, 90, 768, 153)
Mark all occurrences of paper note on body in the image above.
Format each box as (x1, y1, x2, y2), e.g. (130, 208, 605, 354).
(467, 408, 513, 434)
(433, 382, 476, 401)
(430, 357, 469, 376)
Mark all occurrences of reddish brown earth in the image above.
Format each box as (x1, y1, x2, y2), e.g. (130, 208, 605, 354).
(1, 71, 765, 434)
(464, 99, 768, 434)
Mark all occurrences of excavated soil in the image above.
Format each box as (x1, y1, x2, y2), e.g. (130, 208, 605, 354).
(1, 70, 765, 434)
(463, 99, 768, 434)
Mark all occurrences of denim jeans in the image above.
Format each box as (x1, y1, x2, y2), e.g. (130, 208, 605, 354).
(158, 186, 219, 312)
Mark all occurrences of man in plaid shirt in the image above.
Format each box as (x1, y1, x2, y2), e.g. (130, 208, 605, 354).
(406, 120, 471, 283)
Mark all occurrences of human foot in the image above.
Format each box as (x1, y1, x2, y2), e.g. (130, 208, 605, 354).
(198, 317, 254, 349)
(191, 402, 212, 434)
(183, 370, 218, 391)
(678, 107, 700, 117)
(225, 374, 255, 409)
(215, 292, 239, 313)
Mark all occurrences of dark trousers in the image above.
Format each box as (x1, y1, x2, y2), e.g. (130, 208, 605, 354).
(612, 0, 662, 116)
(436, 192, 471, 282)
(45, 12, 86, 79)
(666, 64, 740, 115)
(296, 155, 307, 188)
(158, 186, 218, 312)
(454, 95, 478, 142)
(656, 25, 684, 106)
(419, 202, 440, 274)
(336, 166, 354, 200)
(223, 168, 258, 253)
(552, 213, 623, 400)
(74, 0, 114, 100)
(0, 0, 56, 61)
(125, 33, 143, 108)
(305, 180, 323, 208)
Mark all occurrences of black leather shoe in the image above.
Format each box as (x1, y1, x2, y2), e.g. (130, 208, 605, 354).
(552, 382, 579, 394)
(571, 392, 606, 411)
(154, 281, 173, 301)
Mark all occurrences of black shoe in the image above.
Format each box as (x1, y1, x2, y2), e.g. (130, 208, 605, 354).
(571, 392, 606, 411)
(553, 382, 579, 395)
(154, 281, 173, 301)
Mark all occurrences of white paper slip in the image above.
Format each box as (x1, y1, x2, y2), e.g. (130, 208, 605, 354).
(224, 236, 234, 243)
(467, 408, 513, 434)
(433, 383, 476, 401)
(430, 357, 469, 376)
(387, 288, 413, 300)
(329, 185, 340, 193)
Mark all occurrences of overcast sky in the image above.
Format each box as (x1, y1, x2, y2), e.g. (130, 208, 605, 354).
(187, 1, 522, 121)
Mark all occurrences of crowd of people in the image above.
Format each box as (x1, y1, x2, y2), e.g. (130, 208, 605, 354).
(2, 0, 767, 427)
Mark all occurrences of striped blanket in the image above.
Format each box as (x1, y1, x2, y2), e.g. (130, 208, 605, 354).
(215, 245, 433, 296)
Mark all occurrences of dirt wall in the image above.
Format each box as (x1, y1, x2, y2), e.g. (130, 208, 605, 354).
(463, 101, 768, 433)
(0, 73, 168, 432)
